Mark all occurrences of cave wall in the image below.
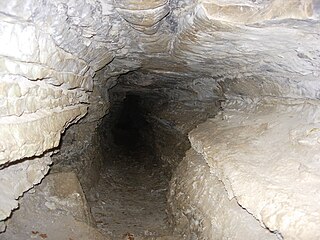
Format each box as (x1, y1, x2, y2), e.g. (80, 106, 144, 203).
(0, 0, 320, 238)
(0, 0, 126, 228)
(168, 149, 278, 239)
(108, 71, 222, 174)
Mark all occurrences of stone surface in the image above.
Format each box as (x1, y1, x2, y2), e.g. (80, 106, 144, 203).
(0, 105, 87, 165)
(0, 0, 320, 238)
(189, 99, 320, 239)
(0, 155, 52, 230)
(169, 149, 277, 239)
(108, 72, 221, 175)
(2, 172, 107, 240)
(0, 0, 120, 225)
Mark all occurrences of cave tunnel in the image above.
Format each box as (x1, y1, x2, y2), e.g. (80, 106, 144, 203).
(1, 0, 320, 240)
(112, 94, 148, 151)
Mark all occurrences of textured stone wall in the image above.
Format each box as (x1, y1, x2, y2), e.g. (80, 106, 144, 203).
(109, 71, 221, 174)
(168, 149, 278, 239)
(0, 0, 320, 238)
(0, 0, 125, 228)
(188, 99, 320, 239)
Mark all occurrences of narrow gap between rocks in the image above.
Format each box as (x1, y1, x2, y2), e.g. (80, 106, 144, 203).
(88, 93, 171, 239)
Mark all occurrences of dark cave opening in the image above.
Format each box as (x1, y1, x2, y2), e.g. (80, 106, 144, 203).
(91, 71, 212, 238)
(112, 94, 149, 151)
(91, 91, 171, 238)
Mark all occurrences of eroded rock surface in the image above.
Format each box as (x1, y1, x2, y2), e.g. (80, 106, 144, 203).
(189, 99, 320, 239)
(2, 172, 107, 240)
(169, 149, 277, 239)
(0, 155, 51, 232)
(0, 0, 320, 239)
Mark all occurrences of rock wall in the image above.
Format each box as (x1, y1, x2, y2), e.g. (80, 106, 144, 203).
(168, 98, 320, 239)
(2, 172, 108, 240)
(187, 99, 320, 239)
(168, 149, 277, 239)
(0, 3, 91, 228)
(0, 0, 125, 228)
(0, 155, 52, 232)
(145, 100, 218, 175)
(109, 71, 222, 174)
(0, 0, 320, 238)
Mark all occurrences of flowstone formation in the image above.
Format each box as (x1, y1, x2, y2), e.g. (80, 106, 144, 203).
(0, 0, 320, 239)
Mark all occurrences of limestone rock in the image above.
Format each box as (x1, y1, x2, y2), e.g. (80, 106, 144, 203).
(189, 100, 320, 239)
(0, 155, 52, 227)
(2, 172, 108, 240)
(168, 149, 277, 239)
(0, 0, 320, 238)
(0, 105, 87, 165)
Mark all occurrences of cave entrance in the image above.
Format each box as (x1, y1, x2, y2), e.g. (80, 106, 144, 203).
(88, 92, 170, 239)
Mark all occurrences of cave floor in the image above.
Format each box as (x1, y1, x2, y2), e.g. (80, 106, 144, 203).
(88, 146, 176, 240)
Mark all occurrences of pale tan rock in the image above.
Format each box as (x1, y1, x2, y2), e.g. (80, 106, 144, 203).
(0, 155, 51, 223)
(189, 100, 320, 239)
(2, 172, 108, 240)
(199, 0, 313, 23)
(0, 0, 319, 238)
(0, 105, 87, 164)
(114, 0, 168, 10)
(168, 149, 277, 239)
(115, 0, 170, 35)
(0, 75, 88, 117)
(116, 5, 170, 27)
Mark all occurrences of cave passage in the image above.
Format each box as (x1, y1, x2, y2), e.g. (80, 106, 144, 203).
(112, 94, 149, 152)
(2, 0, 320, 238)
(88, 93, 170, 239)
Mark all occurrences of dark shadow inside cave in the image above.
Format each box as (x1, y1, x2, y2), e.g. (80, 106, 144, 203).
(89, 92, 170, 239)
(112, 94, 149, 152)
